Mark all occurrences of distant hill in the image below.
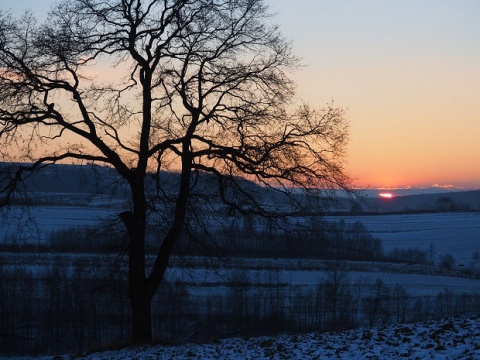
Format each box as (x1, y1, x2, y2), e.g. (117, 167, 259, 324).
(3, 162, 478, 214)
(0, 163, 127, 195)
(360, 190, 480, 213)
(0, 163, 296, 210)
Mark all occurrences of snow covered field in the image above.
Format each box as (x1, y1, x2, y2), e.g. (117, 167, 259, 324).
(327, 213, 480, 265)
(3, 204, 479, 267)
(3, 252, 479, 297)
(2, 201, 480, 357)
(164, 264, 480, 298)
(3, 209, 480, 298)
(9, 316, 480, 359)
(0, 204, 119, 244)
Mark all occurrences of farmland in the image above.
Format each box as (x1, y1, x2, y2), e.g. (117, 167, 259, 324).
(2, 202, 480, 267)
(1, 186, 480, 356)
(327, 212, 480, 266)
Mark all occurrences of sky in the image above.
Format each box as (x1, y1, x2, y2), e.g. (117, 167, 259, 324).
(2, 0, 480, 190)
(265, 0, 480, 190)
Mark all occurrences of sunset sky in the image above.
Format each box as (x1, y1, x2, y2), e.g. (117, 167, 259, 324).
(3, 0, 480, 190)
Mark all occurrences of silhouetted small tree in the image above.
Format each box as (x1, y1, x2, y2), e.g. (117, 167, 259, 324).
(439, 254, 455, 270)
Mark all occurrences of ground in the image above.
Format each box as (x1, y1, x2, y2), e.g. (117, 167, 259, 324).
(11, 315, 480, 359)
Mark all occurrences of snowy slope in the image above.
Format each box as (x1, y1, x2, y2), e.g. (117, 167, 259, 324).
(327, 213, 480, 265)
(10, 316, 480, 359)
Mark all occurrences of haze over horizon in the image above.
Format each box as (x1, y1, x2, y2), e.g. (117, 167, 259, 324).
(2, 0, 479, 190)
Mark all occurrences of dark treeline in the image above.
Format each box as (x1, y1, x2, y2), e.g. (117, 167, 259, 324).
(3, 215, 451, 268)
(0, 260, 128, 356)
(1, 261, 480, 356)
(1, 217, 384, 262)
(183, 218, 384, 261)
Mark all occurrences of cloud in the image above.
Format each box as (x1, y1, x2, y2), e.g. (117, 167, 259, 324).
(377, 186, 412, 190)
(432, 184, 463, 190)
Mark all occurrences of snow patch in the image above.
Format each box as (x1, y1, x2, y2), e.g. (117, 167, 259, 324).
(10, 316, 480, 359)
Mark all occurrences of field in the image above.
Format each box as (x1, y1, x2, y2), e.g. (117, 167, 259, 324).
(2, 199, 480, 356)
(2, 204, 480, 266)
(2, 206, 480, 290)
(0, 201, 120, 245)
(327, 213, 480, 266)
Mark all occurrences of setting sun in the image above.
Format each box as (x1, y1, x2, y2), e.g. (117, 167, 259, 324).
(379, 192, 393, 199)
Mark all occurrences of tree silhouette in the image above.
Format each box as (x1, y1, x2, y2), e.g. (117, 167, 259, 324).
(0, 0, 350, 343)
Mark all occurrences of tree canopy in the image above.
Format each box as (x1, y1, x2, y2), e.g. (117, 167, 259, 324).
(0, 0, 350, 342)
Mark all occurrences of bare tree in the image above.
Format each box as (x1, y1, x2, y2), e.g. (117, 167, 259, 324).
(0, 0, 350, 342)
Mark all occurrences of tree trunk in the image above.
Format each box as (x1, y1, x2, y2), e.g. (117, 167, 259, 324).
(120, 208, 153, 343)
(130, 288, 153, 343)
(120, 140, 192, 343)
